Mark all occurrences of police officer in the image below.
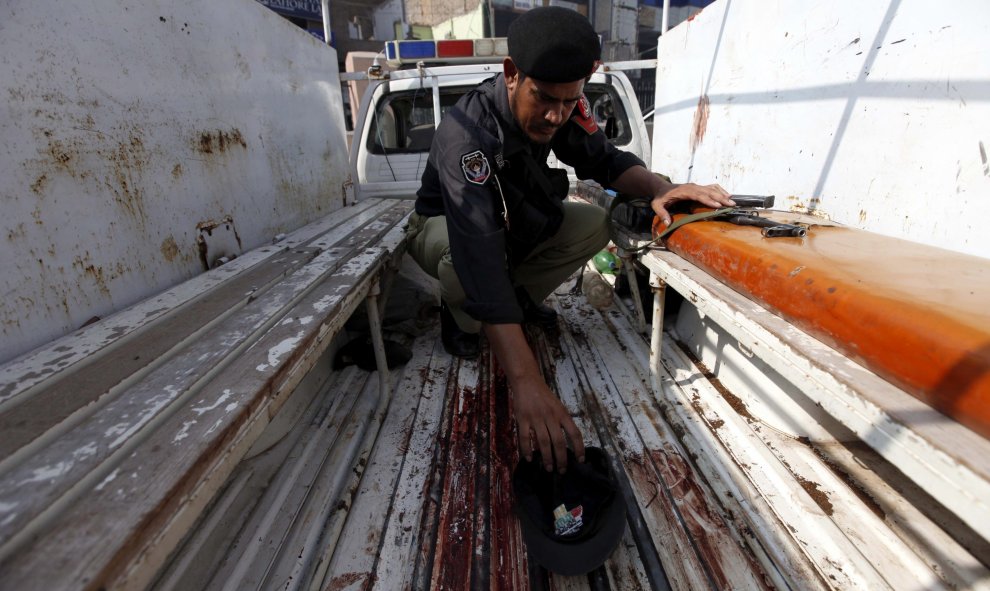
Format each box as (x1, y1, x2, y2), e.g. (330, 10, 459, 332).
(407, 7, 734, 472)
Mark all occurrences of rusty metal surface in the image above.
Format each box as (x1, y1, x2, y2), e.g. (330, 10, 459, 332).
(0, 0, 350, 363)
(0, 200, 414, 591)
(0, 248, 313, 460)
(0, 198, 403, 422)
(651, 1, 990, 259)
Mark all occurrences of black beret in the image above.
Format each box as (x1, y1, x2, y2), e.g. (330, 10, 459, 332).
(507, 7, 601, 83)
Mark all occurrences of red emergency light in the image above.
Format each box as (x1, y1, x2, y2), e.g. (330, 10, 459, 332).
(436, 40, 474, 58)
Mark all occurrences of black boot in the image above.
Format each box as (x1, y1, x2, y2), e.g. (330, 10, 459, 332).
(516, 288, 558, 328)
(440, 301, 480, 358)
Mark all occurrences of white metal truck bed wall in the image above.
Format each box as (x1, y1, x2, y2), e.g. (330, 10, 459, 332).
(651, 0, 990, 259)
(0, 0, 348, 363)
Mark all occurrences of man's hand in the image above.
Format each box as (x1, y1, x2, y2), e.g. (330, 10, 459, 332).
(650, 182, 734, 226)
(484, 323, 585, 472)
(611, 165, 734, 226)
(511, 373, 585, 472)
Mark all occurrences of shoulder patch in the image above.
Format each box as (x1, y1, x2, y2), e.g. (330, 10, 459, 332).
(572, 94, 598, 135)
(461, 150, 491, 185)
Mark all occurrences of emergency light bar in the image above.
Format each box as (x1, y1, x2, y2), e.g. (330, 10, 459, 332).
(384, 38, 509, 67)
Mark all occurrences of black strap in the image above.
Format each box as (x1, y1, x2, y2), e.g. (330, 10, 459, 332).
(653, 207, 737, 242)
(608, 192, 738, 253)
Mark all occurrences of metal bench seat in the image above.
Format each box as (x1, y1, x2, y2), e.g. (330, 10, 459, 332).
(0, 198, 412, 591)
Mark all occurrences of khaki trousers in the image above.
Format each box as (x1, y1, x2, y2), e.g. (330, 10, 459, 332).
(407, 201, 609, 333)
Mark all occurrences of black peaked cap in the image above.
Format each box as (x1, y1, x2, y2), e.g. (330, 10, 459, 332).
(513, 447, 627, 576)
(507, 7, 601, 83)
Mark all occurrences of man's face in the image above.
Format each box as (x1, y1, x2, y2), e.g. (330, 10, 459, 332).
(504, 58, 586, 144)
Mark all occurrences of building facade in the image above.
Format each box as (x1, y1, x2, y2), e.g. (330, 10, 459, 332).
(256, 0, 714, 109)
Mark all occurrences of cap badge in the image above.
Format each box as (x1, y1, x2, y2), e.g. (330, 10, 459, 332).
(552, 503, 584, 536)
(461, 150, 491, 185)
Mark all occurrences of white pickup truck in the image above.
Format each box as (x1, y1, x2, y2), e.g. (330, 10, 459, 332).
(0, 1, 987, 590)
(348, 45, 653, 201)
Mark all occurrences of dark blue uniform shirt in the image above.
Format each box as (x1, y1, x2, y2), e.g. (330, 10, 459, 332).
(415, 74, 644, 324)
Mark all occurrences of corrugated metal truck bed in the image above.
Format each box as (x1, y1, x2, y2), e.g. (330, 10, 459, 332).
(152, 262, 990, 591)
(151, 274, 777, 591)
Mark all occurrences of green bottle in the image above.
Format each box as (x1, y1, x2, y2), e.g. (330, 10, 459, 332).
(593, 250, 622, 274)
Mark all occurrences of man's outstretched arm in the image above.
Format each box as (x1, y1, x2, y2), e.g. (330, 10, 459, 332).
(484, 322, 584, 473)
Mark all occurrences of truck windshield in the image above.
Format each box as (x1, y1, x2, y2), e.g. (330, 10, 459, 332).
(366, 86, 474, 154)
(366, 82, 632, 155)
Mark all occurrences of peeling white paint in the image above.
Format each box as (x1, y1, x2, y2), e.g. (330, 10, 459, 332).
(108, 389, 175, 449)
(21, 461, 72, 485)
(312, 295, 337, 313)
(338, 264, 361, 277)
(298, 315, 314, 325)
(192, 389, 234, 416)
(205, 417, 225, 436)
(105, 423, 129, 440)
(255, 334, 304, 372)
(72, 442, 98, 461)
(0, 501, 20, 529)
(225, 402, 238, 413)
(173, 420, 198, 443)
(95, 468, 120, 491)
(0, 0, 350, 364)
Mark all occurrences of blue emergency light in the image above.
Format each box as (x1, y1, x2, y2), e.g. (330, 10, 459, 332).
(383, 38, 509, 67)
(397, 40, 436, 60)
